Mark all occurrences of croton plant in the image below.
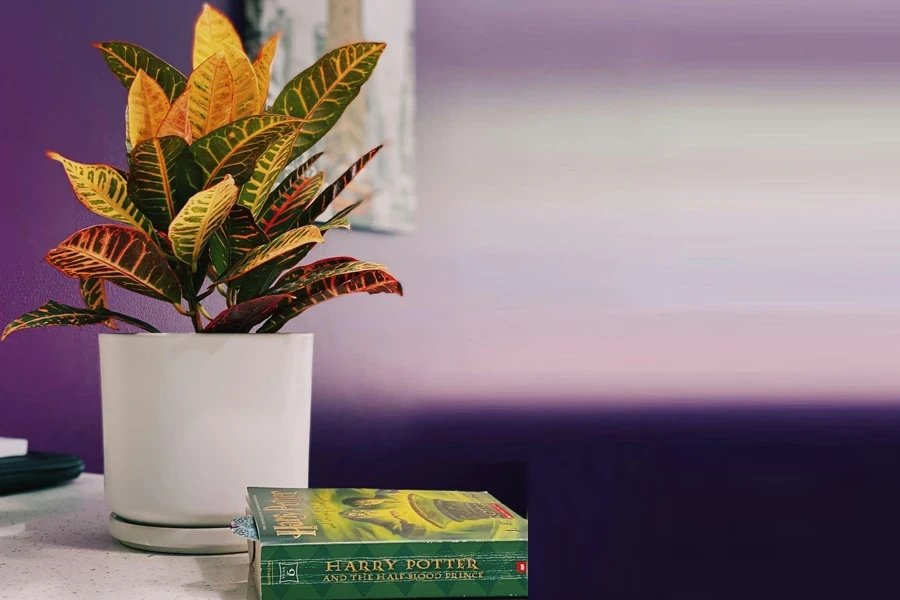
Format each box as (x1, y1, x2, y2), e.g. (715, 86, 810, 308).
(2, 5, 402, 340)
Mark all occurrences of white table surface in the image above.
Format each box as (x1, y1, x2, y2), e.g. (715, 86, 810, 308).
(0, 474, 253, 599)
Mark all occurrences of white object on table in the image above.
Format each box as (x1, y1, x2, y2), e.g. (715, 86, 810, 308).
(0, 474, 253, 599)
(0, 436, 27, 459)
(99, 333, 312, 553)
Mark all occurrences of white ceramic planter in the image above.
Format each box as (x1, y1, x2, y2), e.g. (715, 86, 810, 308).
(99, 333, 313, 533)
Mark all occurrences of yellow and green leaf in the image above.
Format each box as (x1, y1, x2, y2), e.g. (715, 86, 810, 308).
(2, 301, 159, 341)
(213, 225, 323, 284)
(252, 33, 280, 111)
(48, 152, 157, 241)
(193, 3, 244, 69)
(318, 217, 350, 232)
(156, 85, 192, 142)
(128, 70, 171, 148)
(317, 199, 362, 229)
(237, 131, 297, 213)
(271, 42, 385, 156)
(204, 294, 291, 333)
(187, 50, 234, 139)
(209, 204, 268, 278)
(129, 136, 189, 231)
(94, 42, 186, 102)
(168, 175, 239, 271)
(295, 145, 381, 227)
(259, 269, 402, 333)
(222, 43, 260, 119)
(79, 278, 118, 330)
(257, 171, 325, 237)
(45, 225, 181, 303)
(189, 113, 298, 188)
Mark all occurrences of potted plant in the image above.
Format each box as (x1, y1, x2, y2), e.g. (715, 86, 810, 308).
(2, 4, 402, 553)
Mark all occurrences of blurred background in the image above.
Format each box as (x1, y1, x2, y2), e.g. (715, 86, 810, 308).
(4, 0, 900, 596)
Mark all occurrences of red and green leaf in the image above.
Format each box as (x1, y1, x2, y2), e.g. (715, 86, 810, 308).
(189, 114, 298, 188)
(94, 42, 187, 102)
(79, 278, 118, 330)
(156, 85, 192, 142)
(258, 150, 322, 211)
(209, 204, 268, 278)
(212, 225, 323, 284)
(129, 136, 189, 230)
(271, 42, 384, 156)
(203, 294, 291, 333)
(257, 171, 325, 237)
(259, 269, 402, 333)
(269, 257, 386, 295)
(294, 145, 381, 227)
(2, 301, 159, 341)
(46, 225, 182, 303)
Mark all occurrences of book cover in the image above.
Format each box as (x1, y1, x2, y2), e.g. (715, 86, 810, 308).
(238, 487, 528, 599)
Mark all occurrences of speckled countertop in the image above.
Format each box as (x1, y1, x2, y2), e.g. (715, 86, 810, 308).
(0, 474, 252, 599)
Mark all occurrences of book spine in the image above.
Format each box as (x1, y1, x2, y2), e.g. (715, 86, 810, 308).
(260, 541, 527, 599)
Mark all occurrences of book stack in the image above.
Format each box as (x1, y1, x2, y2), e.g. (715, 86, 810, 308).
(233, 487, 528, 599)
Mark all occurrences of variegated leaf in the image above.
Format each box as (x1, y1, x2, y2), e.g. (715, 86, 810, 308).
(259, 270, 402, 333)
(2, 301, 159, 341)
(129, 136, 188, 230)
(318, 217, 350, 232)
(252, 33, 280, 111)
(295, 146, 381, 227)
(127, 70, 171, 148)
(187, 51, 234, 139)
(204, 294, 291, 333)
(193, 3, 244, 69)
(168, 175, 239, 271)
(156, 85, 192, 142)
(322, 199, 362, 225)
(222, 43, 259, 119)
(257, 172, 325, 238)
(79, 278, 118, 330)
(213, 226, 323, 284)
(237, 132, 297, 213)
(189, 114, 298, 188)
(48, 153, 157, 241)
(280, 150, 323, 185)
(269, 258, 386, 295)
(94, 42, 186, 102)
(271, 42, 385, 156)
(209, 205, 268, 278)
(46, 225, 181, 303)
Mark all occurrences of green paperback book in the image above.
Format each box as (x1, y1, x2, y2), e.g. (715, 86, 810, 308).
(234, 487, 528, 599)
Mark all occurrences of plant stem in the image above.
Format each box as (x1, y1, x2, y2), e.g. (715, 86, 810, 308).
(180, 267, 205, 333)
(190, 300, 204, 332)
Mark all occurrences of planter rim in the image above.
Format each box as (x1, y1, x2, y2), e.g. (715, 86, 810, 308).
(99, 332, 313, 337)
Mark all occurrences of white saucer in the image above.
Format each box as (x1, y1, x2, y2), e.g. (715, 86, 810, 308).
(108, 513, 247, 555)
